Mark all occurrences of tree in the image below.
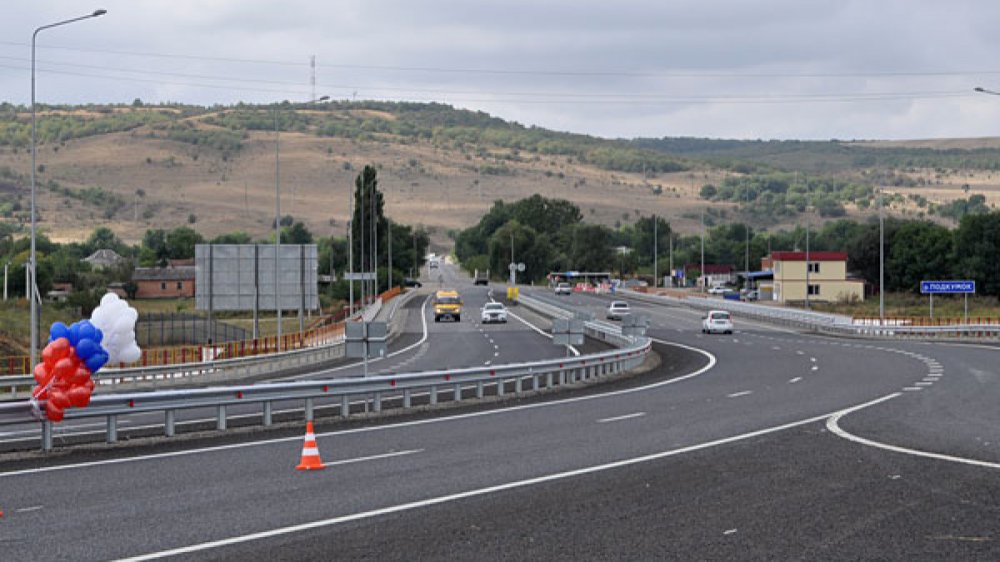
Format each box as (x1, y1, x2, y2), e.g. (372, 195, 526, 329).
(85, 227, 124, 254)
(954, 212, 1000, 298)
(568, 224, 614, 272)
(887, 221, 953, 291)
(284, 221, 314, 244)
(165, 226, 204, 260)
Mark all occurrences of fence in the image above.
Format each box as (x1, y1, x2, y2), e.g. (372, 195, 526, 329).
(136, 312, 249, 347)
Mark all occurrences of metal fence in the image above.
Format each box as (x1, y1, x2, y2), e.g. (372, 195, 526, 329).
(136, 312, 249, 347)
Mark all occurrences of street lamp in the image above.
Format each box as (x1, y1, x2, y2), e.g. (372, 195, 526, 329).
(274, 95, 329, 351)
(31, 9, 107, 370)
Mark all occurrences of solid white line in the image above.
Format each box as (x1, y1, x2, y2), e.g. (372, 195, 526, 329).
(596, 412, 646, 424)
(15, 505, 43, 513)
(0, 340, 717, 478)
(903, 387, 923, 391)
(322, 449, 423, 468)
(115, 395, 897, 562)
(727, 391, 753, 398)
(827, 398, 1000, 470)
(506, 308, 580, 356)
(272, 295, 432, 382)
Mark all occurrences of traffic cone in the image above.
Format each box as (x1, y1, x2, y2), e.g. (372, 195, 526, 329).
(296, 421, 325, 471)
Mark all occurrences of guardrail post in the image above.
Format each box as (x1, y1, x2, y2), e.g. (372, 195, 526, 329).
(453, 383, 461, 402)
(216, 405, 226, 430)
(263, 401, 273, 426)
(430, 385, 438, 405)
(559, 369, 566, 386)
(547, 372, 553, 389)
(41, 420, 52, 452)
(476, 381, 484, 399)
(497, 378, 505, 397)
(533, 374, 540, 391)
(341, 395, 350, 417)
(515, 376, 522, 394)
(107, 414, 118, 443)
(305, 398, 314, 421)
(373, 392, 382, 413)
(165, 410, 175, 437)
(404, 389, 412, 408)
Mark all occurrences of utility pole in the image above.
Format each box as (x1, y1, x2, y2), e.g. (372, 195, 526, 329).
(274, 108, 282, 351)
(510, 231, 515, 285)
(804, 173, 811, 310)
(387, 218, 392, 289)
(700, 207, 705, 292)
(879, 185, 885, 322)
(653, 215, 658, 289)
(668, 233, 674, 288)
(3, 261, 8, 301)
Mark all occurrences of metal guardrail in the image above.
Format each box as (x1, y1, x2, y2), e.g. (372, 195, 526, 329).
(619, 289, 1000, 340)
(0, 295, 652, 451)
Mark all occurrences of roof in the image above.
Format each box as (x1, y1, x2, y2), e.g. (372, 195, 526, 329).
(771, 251, 848, 262)
(83, 248, 125, 266)
(132, 266, 196, 281)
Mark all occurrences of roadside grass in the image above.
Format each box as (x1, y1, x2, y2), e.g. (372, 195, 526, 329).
(808, 293, 1000, 320)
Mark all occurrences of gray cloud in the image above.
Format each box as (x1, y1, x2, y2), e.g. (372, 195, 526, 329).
(4, 0, 1000, 140)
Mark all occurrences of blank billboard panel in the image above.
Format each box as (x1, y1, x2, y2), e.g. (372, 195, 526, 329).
(195, 244, 319, 311)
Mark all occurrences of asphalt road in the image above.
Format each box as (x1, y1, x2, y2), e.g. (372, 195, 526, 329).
(3, 279, 1000, 560)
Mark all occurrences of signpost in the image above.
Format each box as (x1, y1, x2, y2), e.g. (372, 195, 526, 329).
(345, 321, 387, 377)
(920, 280, 975, 321)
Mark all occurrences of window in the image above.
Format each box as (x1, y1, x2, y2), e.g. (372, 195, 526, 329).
(807, 284, 820, 296)
(177, 282, 183, 289)
(807, 262, 820, 274)
(160, 282, 166, 290)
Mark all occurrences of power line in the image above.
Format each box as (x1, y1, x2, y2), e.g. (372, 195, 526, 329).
(3, 40, 1000, 79)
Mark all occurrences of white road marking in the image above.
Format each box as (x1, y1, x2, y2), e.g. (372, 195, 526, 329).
(903, 387, 923, 391)
(494, 352, 500, 357)
(828, 399, 1000, 470)
(0, 340, 718, 478)
(914, 382, 932, 386)
(811, 366, 819, 371)
(596, 412, 646, 424)
(114, 394, 897, 562)
(723, 529, 737, 535)
(727, 391, 753, 398)
(788, 377, 802, 384)
(15, 505, 43, 513)
(796, 351, 805, 355)
(322, 449, 423, 468)
(809, 357, 817, 363)
(771, 346, 781, 351)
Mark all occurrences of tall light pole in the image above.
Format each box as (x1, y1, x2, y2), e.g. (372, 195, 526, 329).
(652, 214, 658, 288)
(31, 9, 107, 370)
(274, 95, 328, 350)
(804, 174, 811, 310)
(700, 207, 705, 292)
(879, 184, 885, 322)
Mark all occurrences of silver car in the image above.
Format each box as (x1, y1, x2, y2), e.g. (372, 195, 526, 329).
(606, 301, 630, 320)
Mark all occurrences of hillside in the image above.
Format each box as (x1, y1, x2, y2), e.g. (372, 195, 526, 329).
(0, 101, 998, 249)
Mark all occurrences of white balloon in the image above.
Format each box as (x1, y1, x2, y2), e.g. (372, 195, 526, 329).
(100, 293, 120, 307)
(89, 294, 142, 366)
(121, 344, 142, 364)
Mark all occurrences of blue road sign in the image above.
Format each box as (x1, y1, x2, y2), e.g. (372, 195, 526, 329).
(920, 280, 975, 294)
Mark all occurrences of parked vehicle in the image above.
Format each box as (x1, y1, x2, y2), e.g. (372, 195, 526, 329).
(701, 310, 734, 334)
(403, 277, 422, 288)
(433, 289, 462, 322)
(554, 282, 572, 295)
(480, 302, 508, 324)
(708, 285, 730, 295)
(473, 268, 490, 286)
(606, 300, 631, 320)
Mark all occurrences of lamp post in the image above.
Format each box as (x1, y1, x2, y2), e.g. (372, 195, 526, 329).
(31, 9, 107, 370)
(879, 185, 885, 322)
(273, 95, 328, 350)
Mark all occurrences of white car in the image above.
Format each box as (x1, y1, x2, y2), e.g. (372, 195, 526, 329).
(708, 285, 730, 295)
(554, 282, 572, 295)
(606, 300, 630, 320)
(702, 310, 734, 334)
(481, 302, 508, 324)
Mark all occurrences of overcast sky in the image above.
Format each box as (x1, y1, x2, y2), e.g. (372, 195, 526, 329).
(5, 0, 1000, 140)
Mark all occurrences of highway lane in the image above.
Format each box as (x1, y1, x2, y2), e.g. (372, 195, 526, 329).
(6, 283, 1000, 559)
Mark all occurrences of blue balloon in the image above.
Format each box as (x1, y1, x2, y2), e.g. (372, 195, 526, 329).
(85, 350, 108, 373)
(50, 322, 70, 342)
(92, 328, 104, 344)
(77, 321, 97, 343)
(68, 322, 82, 347)
(76, 338, 100, 361)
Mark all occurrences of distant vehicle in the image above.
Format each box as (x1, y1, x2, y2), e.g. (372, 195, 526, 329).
(433, 289, 462, 322)
(702, 310, 734, 334)
(403, 278, 422, 288)
(429, 260, 439, 269)
(708, 285, 730, 295)
(606, 300, 630, 320)
(741, 289, 759, 301)
(554, 282, 572, 295)
(480, 302, 508, 324)
(473, 268, 490, 286)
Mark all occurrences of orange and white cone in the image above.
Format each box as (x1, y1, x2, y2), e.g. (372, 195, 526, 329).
(295, 421, 325, 471)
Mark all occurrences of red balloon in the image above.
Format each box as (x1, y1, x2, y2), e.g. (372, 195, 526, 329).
(33, 363, 54, 386)
(42, 344, 56, 370)
(68, 386, 92, 408)
(52, 357, 75, 381)
(49, 390, 70, 409)
(49, 337, 71, 362)
(46, 403, 64, 422)
(31, 385, 48, 401)
(84, 379, 95, 392)
(70, 365, 92, 386)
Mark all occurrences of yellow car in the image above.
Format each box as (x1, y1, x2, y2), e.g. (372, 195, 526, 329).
(433, 289, 463, 322)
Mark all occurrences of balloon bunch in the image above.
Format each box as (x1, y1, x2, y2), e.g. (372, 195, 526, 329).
(31, 320, 107, 422)
(31, 293, 142, 423)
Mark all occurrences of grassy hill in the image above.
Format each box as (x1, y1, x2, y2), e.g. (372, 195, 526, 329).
(1, 101, 998, 249)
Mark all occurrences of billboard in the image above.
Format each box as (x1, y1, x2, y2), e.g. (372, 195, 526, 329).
(195, 244, 319, 312)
